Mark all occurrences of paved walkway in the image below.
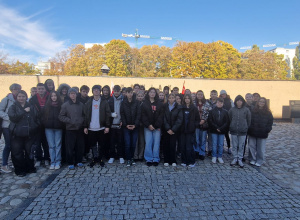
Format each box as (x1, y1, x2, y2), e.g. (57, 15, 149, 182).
(0, 122, 299, 219)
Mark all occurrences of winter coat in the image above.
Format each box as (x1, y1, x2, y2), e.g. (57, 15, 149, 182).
(196, 100, 212, 130)
(181, 104, 200, 134)
(8, 102, 40, 137)
(59, 99, 84, 130)
(248, 110, 273, 138)
(29, 93, 49, 113)
(83, 97, 111, 129)
(163, 103, 183, 133)
(141, 99, 164, 129)
(57, 83, 71, 103)
(42, 105, 64, 129)
(208, 107, 229, 134)
(0, 94, 16, 128)
(120, 97, 141, 127)
(229, 106, 251, 136)
(223, 97, 233, 111)
(77, 93, 90, 104)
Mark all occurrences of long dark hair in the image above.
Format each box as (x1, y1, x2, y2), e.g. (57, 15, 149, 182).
(145, 87, 159, 101)
(44, 91, 62, 120)
(183, 94, 193, 107)
(195, 90, 206, 104)
(253, 97, 271, 114)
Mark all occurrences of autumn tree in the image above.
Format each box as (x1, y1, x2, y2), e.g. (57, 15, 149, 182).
(293, 44, 300, 80)
(85, 44, 106, 76)
(44, 50, 69, 75)
(0, 52, 9, 74)
(64, 44, 88, 76)
(128, 47, 141, 77)
(105, 40, 131, 77)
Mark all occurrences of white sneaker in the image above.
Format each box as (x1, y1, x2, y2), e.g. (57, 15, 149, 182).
(230, 158, 237, 166)
(181, 163, 186, 167)
(45, 160, 50, 166)
(238, 160, 244, 168)
(212, 157, 217, 164)
(119, 158, 125, 164)
(255, 163, 261, 167)
(250, 161, 256, 165)
(1, 165, 12, 173)
(172, 163, 177, 167)
(108, 158, 114, 164)
(49, 165, 55, 170)
(35, 161, 41, 167)
(164, 163, 169, 167)
(54, 165, 61, 170)
(188, 163, 195, 168)
(217, 158, 224, 164)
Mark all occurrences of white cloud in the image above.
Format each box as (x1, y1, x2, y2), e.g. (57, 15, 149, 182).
(0, 4, 66, 59)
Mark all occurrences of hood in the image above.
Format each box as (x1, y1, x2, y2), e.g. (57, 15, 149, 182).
(102, 85, 111, 99)
(234, 95, 246, 108)
(44, 79, 55, 92)
(57, 83, 71, 95)
(113, 94, 123, 101)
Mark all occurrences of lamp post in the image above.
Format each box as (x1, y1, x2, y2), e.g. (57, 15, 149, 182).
(101, 64, 110, 76)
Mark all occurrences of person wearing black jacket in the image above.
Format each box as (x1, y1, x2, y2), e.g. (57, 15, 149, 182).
(208, 98, 230, 164)
(141, 87, 164, 166)
(180, 94, 200, 167)
(248, 97, 273, 167)
(8, 90, 40, 177)
(120, 87, 141, 166)
(42, 91, 64, 170)
(101, 85, 111, 159)
(163, 94, 183, 167)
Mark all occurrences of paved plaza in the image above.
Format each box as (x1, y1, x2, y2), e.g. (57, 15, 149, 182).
(0, 122, 300, 219)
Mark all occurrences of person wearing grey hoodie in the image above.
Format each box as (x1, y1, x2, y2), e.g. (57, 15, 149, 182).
(228, 95, 251, 168)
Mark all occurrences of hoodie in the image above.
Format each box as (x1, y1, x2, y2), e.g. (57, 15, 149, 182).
(0, 94, 16, 128)
(108, 94, 123, 126)
(57, 83, 71, 103)
(228, 95, 251, 136)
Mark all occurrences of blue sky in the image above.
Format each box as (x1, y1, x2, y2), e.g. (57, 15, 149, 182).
(0, 0, 299, 64)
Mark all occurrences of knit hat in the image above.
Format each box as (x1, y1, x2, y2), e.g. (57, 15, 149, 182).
(68, 88, 78, 95)
(92, 85, 101, 91)
(220, 90, 227, 95)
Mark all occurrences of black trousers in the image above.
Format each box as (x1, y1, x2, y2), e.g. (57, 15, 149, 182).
(65, 130, 84, 165)
(11, 136, 36, 175)
(34, 128, 50, 161)
(163, 132, 177, 164)
(88, 130, 105, 160)
(109, 128, 124, 158)
(84, 133, 90, 155)
(103, 132, 110, 159)
(181, 133, 195, 165)
(225, 131, 231, 149)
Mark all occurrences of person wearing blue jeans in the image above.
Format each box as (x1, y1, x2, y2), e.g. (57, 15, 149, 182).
(141, 87, 164, 166)
(208, 98, 229, 164)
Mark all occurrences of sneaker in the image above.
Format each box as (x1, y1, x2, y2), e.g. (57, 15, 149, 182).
(49, 165, 55, 170)
(188, 163, 195, 168)
(131, 159, 136, 165)
(217, 158, 224, 164)
(211, 157, 217, 164)
(146, 162, 152, 166)
(54, 164, 61, 170)
(172, 163, 177, 167)
(250, 161, 256, 165)
(254, 163, 261, 167)
(238, 160, 244, 168)
(153, 162, 159, 166)
(181, 163, 187, 167)
(68, 165, 75, 170)
(228, 148, 232, 154)
(126, 160, 131, 167)
(35, 161, 41, 167)
(230, 158, 237, 166)
(45, 160, 50, 166)
(108, 158, 114, 164)
(164, 163, 169, 167)
(99, 160, 105, 167)
(77, 163, 84, 168)
(199, 155, 205, 160)
(1, 165, 12, 173)
(119, 158, 125, 164)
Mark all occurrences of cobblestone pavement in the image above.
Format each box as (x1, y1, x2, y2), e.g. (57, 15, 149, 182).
(0, 122, 300, 219)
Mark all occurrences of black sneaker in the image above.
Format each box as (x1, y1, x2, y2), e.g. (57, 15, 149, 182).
(126, 160, 131, 167)
(153, 162, 159, 166)
(199, 155, 205, 160)
(146, 162, 152, 166)
(89, 161, 96, 168)
(99, 160, 105, 167)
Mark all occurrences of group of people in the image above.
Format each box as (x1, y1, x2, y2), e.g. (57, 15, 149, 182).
(0, 80, 273, 177)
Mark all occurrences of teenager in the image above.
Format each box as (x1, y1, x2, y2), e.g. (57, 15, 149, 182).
(163, 94, 183, 166)
(84, 85, 111, 167)
(228, 95, 251, 168)
(208, 98, 230, 164)
(121, 87, 141, 166)
(172, 87, 179, 95)
(163, 86, 170, 98)
(158, 91, 166, 103)
(44, 79, 55, 93)
(0, 83, 21, 173)
(8, 90, 40, 177)
(59, 88, 85, 169)
(252, 93, 261, 107)
(195, 90, 212, 160)
(248, 97, 273, 167)
(141, 87, 164, 166)
(57, 83, 71, 103)
(108, 85, 124, 164)
(42, 91, 64, 169)
(101, 85, 111, 159)
(133, 84, 140, 94)
(207, 90, 218, 156)
(28, 87, 37, 101)
(134, 91, 145, 161)
(175, 94, 183, 158)
(30, 83, 50, 167)
(243, 93, 253, 161)
(180, 94, 200, 167)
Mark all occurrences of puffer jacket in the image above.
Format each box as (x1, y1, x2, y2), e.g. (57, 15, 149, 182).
(57, 83, 71, 103)
(42, 105, 64, 129)
(8, 102, 40, 137)
(120, 97, 141, 127)
(141, 99, 164, 129)
(0, 94, 16, 128)
(248, 110, 273, 138)
(208, 107, 229, 134)
(181, 104, 200, 134)
(163, 102, 183, 133)
(59, 99, 85, 130)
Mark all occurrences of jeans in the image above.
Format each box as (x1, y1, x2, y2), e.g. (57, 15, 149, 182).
(45, 129, 62, 166)
(144, 128, 161, 163)
(195, 128, 207, 156)
(231, 135, 246, 160)
(248, 136, 267, 165)
(2, 128, 11, 166)
(124, 128, 138, 160)
(211, 133, 224, 158)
